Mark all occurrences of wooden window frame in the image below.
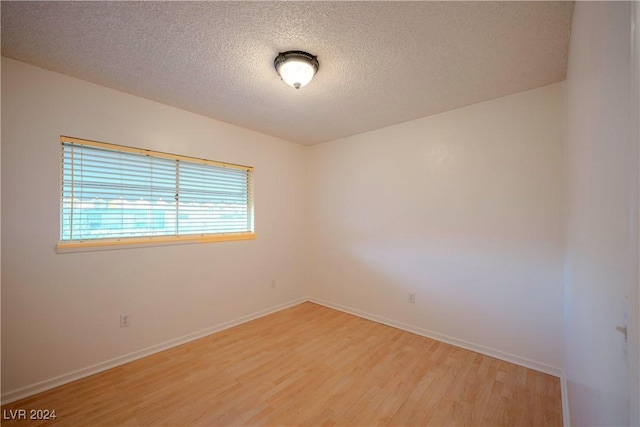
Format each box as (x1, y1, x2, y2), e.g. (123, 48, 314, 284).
(57, 136, 255, 252)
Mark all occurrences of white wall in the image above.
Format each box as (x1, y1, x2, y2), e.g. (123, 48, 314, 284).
(1, 57, 309, 397)
(564, 2, 639, 426)
(308, 83, 565, 372)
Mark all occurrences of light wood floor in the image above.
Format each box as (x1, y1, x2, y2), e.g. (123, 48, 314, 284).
(2, 302, 562, 426)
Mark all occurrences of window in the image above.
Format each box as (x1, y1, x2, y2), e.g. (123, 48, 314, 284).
(59, 136, 254, 250)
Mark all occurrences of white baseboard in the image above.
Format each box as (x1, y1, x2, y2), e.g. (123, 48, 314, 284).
(308, 297, 563, 378)
(1, 297, 307, 405)
(3, 296, 568, 413)
(561, 373, 571, 426)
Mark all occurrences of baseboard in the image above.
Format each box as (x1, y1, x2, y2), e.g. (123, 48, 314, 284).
(561, 373, 571, 426)
(1, 297, 307, 405)
(308, 297, 563, 378)
(3, 296, 567, 410)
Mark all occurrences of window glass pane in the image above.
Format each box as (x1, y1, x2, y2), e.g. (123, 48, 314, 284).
(177, 162, 250, 235)
(60, 138, 253, 243)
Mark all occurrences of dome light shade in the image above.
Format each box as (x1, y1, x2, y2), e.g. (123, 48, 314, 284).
(274, 51, 319, 89)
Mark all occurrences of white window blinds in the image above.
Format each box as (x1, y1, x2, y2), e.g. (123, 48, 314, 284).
(60, 136, 254, 247)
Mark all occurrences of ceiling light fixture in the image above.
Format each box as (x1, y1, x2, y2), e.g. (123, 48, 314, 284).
(274, 50, 319, 89)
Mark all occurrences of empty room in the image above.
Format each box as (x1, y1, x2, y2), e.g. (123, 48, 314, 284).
(1, 1, 639, 426)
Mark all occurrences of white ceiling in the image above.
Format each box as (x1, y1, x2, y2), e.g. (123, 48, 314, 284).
(1, 1, 574, 146)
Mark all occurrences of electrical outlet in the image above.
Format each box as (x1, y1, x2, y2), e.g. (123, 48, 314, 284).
(120, 314, 130, 328)
(271, 280, 276, 289)
(408, 293, 415, 304)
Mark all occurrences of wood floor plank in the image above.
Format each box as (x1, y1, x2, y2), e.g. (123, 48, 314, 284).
(1, 302, 562, 426)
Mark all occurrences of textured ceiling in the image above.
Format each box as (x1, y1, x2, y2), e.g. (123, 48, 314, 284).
(1, 1, 574, 145)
